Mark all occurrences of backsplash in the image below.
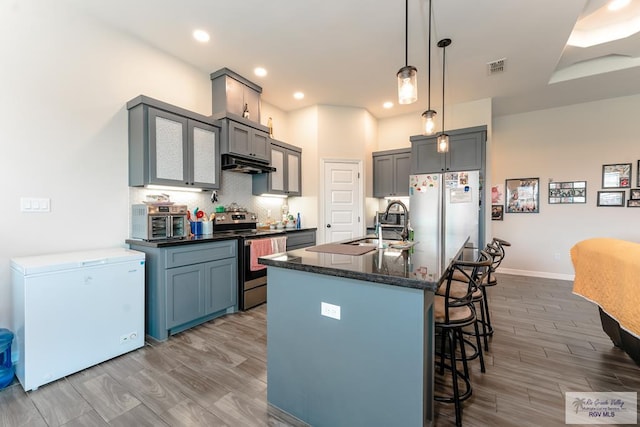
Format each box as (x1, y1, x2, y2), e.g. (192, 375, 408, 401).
(128, 171, 290, 226)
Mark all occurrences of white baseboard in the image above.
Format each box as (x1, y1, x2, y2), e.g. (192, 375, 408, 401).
(498, 267, 575, 282)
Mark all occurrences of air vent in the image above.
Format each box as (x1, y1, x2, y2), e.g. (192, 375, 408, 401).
(487, 58, 506, 75)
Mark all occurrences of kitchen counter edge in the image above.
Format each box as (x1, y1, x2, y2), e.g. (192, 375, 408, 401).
(259, 249, 440, 292)
(125, 227, 317, 248)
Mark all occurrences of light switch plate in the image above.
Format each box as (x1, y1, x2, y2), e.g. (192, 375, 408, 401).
(20, 197, 51, 212)
(321, 302, 341, 320)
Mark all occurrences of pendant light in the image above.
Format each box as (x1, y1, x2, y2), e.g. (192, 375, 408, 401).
(397, 0, 417, 104)
(421, 0, 436, 135)
(436, 38, 451, 153)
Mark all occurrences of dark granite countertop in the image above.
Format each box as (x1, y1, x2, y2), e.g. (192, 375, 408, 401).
(125, 227, 317, 248)
(259, 234, 469, 292)
(126, 233, 239, 248)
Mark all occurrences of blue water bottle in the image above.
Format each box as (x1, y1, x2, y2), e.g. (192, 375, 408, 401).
(296, 212, 301, 229)
(0, 328, 14, 389)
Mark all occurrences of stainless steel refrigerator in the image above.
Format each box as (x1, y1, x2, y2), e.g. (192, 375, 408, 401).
(409, 171, 482, 270)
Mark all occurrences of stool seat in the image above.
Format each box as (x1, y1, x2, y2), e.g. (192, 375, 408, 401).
(437, 281, 482, 300)
(434, 296, 474, 323)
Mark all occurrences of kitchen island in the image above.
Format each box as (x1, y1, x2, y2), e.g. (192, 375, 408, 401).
(259, 235, 469, 427)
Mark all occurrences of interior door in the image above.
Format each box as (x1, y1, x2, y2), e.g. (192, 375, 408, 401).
(323, 161, 362, 243)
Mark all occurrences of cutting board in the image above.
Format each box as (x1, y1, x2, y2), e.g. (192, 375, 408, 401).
(306, 243, 376, 256)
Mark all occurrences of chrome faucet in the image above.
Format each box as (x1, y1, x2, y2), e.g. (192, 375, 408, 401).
(384, 200, 410, 241)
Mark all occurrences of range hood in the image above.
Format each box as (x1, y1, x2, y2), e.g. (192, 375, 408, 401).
(221, 154, 276, 174)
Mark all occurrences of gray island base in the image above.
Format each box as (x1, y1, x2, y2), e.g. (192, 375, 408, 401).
(259, 234, 473, 427)
(266, 266, 434, 426)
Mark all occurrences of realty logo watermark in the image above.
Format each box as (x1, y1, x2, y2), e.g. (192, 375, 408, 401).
(565, 392, 637, 424)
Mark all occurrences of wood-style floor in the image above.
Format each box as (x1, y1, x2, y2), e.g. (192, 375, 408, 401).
(1, 274, 638, 426)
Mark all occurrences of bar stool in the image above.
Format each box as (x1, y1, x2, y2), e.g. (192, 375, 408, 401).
(434, 251, 491, 427)
(477, 238, 511, 350)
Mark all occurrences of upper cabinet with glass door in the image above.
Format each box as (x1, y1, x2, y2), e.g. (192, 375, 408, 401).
(127, 96, 221, 190)
(253, 140, 302, 196)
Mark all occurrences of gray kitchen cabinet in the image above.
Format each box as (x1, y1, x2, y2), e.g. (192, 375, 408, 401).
(410, 126, 486, 174)
(127, 239, 237, 341)
(252, 140, 302, 196)
(127, 95, 221, 190)
(285, 229, 317, 250)
(166, 263, 205, 328)
(218, 117, 270, 162)
(373, 148, 411, 197)
(211, 67, 262, 124)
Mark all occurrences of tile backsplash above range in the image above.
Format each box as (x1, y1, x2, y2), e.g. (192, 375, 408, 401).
(128, 171, 288, 225)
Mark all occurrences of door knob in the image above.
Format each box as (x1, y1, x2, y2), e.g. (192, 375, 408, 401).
(326, 224, 331, 228)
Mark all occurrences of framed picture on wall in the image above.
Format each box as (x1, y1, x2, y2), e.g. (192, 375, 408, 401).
(548, 180, 586, 204)
(602, 163, 631, 188)
(630, 189, 640, 200)
(597, 191, 625, 207)
(505, 178, 539, 213)
(491, 205, 504, 220)
(491, 185, 504, 205)
(627, 200, 640, 207)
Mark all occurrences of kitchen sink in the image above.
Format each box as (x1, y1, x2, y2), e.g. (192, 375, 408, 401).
(343, 238, 416, 249)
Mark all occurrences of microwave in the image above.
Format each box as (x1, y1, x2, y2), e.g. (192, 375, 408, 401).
(131, 204, 189, 240)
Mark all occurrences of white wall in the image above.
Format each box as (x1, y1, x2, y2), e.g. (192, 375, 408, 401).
(0, 1, 214, 328)
(286, 106, 319, 229)
(492, 94, 640, 278)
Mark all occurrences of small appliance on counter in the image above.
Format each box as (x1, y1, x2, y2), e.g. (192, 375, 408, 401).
(131, 204, 188, 241)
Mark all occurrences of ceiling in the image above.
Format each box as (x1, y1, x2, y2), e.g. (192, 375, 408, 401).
(63, 0, 640, 119)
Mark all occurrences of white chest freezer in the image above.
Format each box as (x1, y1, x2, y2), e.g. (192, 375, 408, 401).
(11, 247, 145, 391)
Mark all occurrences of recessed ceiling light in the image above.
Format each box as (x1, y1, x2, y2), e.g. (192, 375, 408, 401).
(293, 92, 305, 100)
(383, 101, 394, 109)
(254, 67, 267, 77)
(608, 0, 630, 11)
(193, 29, 210, 43)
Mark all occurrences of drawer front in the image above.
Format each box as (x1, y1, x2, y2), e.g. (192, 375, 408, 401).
(286, 231, 316, 249)
(165, 240, 237, 268)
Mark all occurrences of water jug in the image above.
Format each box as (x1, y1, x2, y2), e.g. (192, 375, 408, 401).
(0, 328, 15, 389)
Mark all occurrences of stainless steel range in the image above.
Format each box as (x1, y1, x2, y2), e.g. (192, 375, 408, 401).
(214, 208, 286, 310)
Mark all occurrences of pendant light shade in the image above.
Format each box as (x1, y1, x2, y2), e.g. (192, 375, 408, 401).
(398, 66, 418, 104)
(397, 0, 417, 104)
(422, 109, 437, 134)
(436, 38, 451, 153)
(436, 133, 449, 153)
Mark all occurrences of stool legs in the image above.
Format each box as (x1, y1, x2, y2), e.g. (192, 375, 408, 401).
(435, 327, 471, 427)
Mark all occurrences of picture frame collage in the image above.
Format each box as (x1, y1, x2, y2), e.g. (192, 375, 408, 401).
(491, 160, 640, 219)
(597, 162, 640, 207)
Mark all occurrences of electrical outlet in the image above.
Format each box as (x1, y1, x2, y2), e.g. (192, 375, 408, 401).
(553, 252, 561, 261)
(321, 302, 341, 320)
